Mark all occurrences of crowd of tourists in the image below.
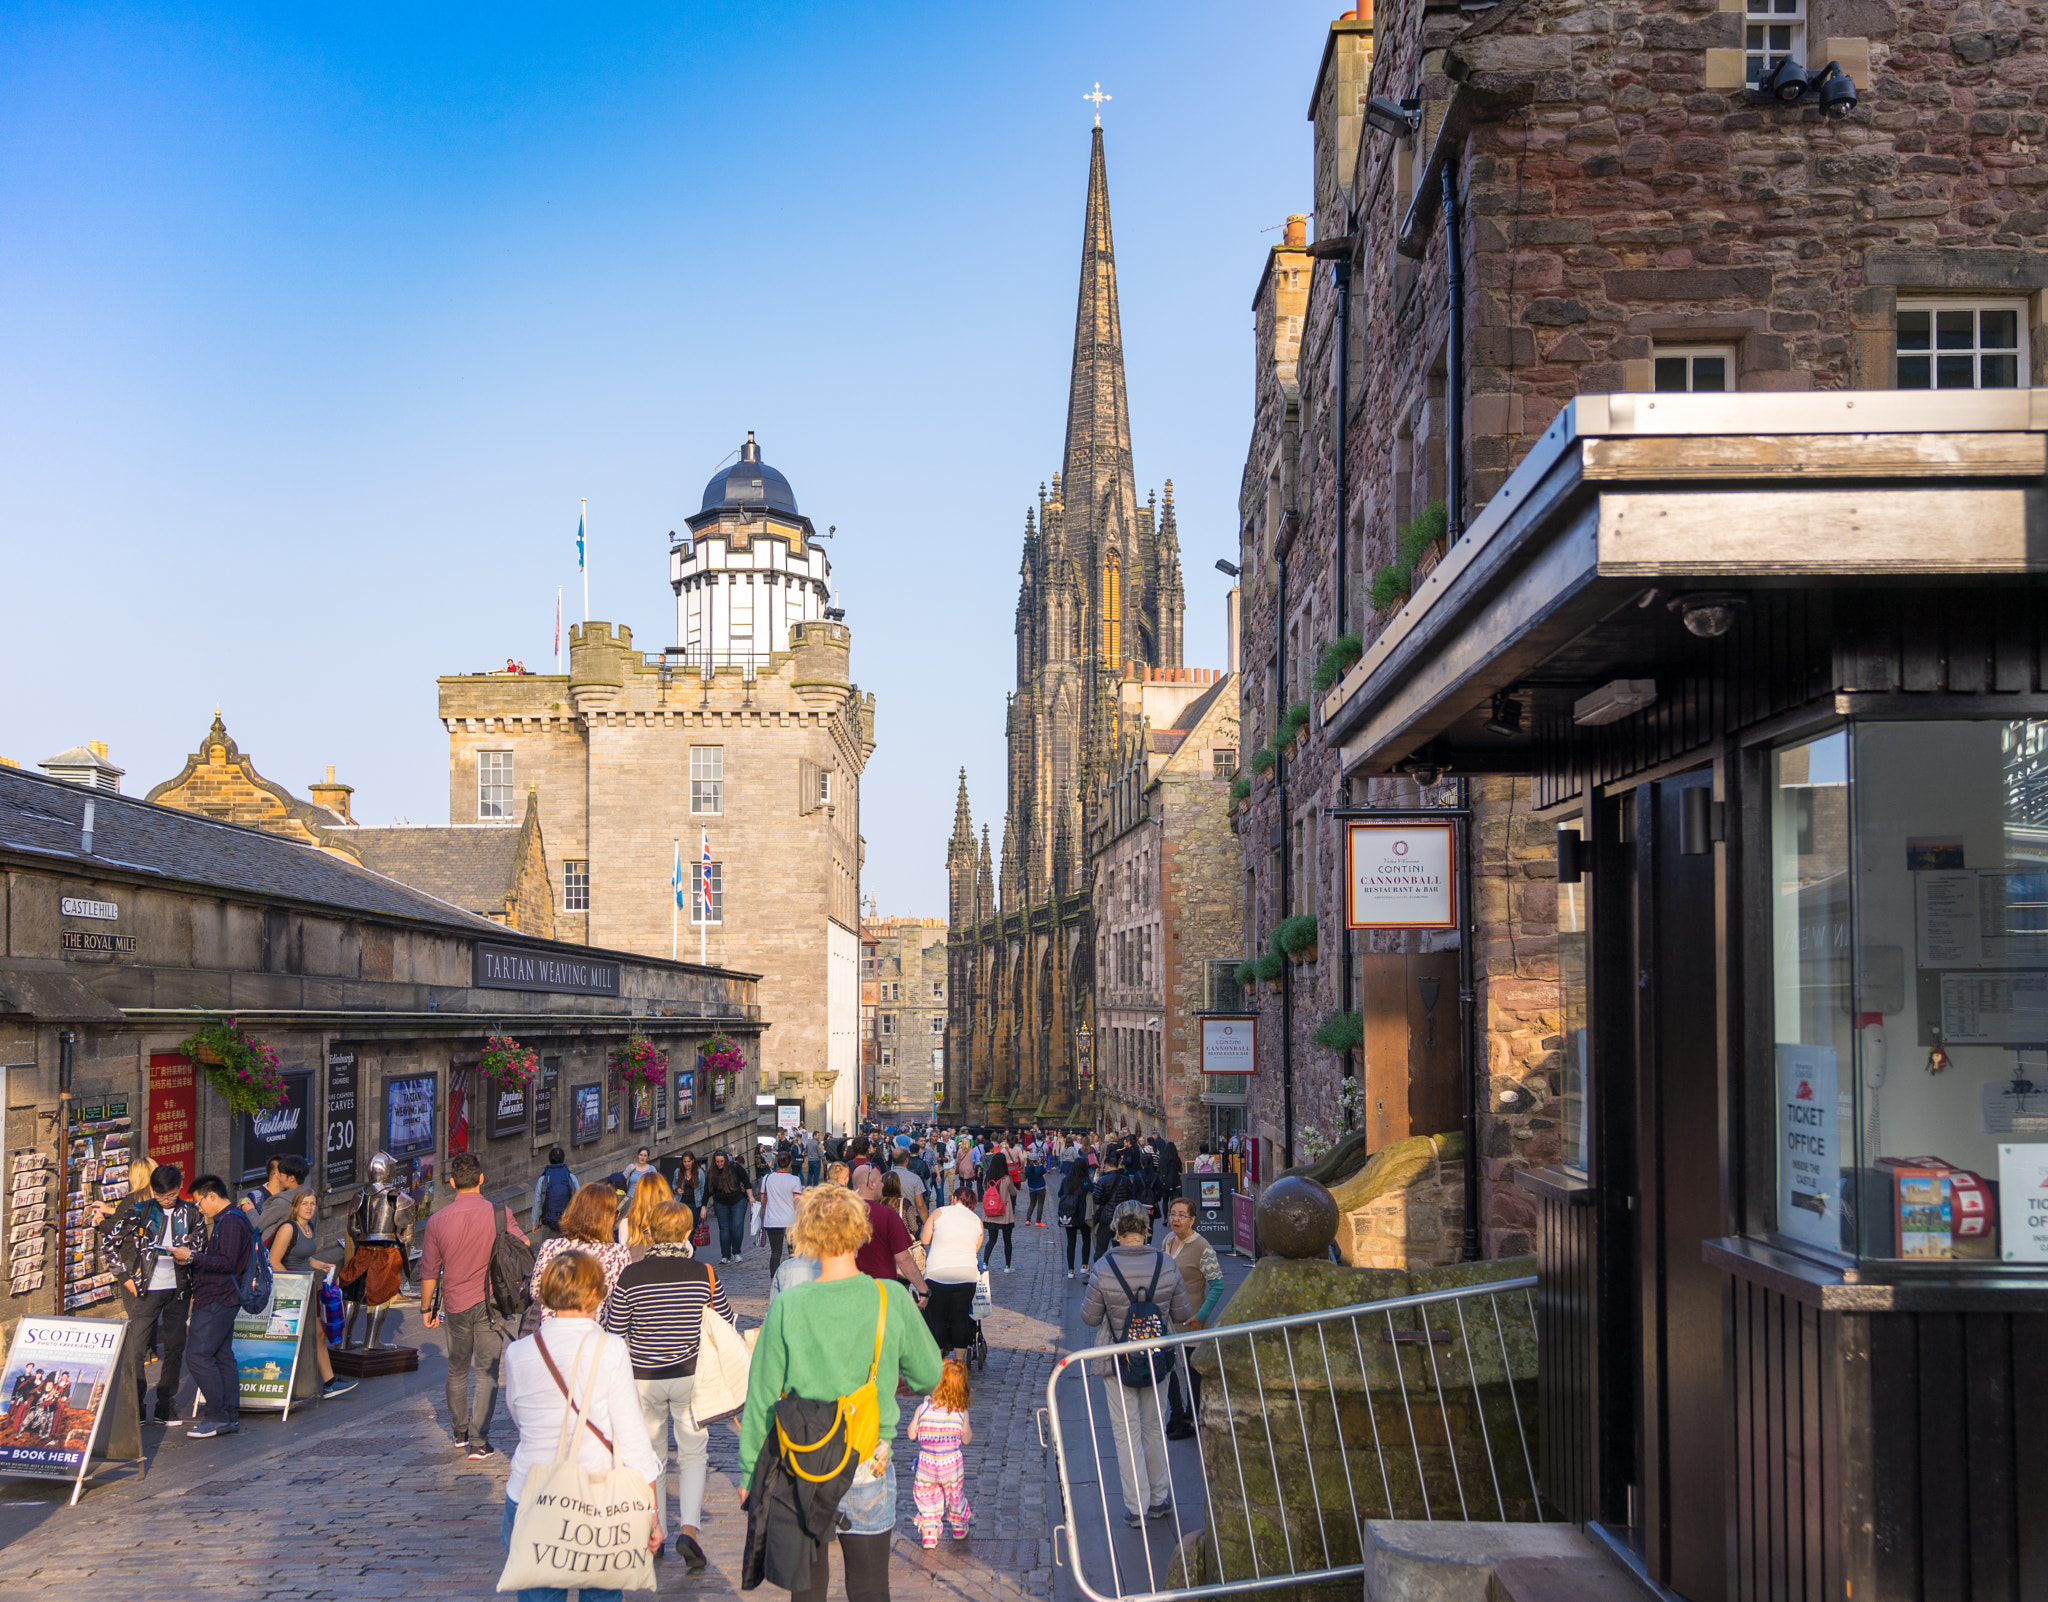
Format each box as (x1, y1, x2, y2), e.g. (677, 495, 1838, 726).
(93, 1117, 1234, 1601)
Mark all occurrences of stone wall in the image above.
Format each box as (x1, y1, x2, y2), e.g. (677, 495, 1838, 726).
(440, 618, 873, 1129)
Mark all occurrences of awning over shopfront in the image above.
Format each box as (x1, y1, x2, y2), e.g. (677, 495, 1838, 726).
(1321, 390, 2048, 789)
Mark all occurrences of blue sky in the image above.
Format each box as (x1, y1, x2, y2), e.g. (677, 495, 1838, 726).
(2, 2, 1332, 914)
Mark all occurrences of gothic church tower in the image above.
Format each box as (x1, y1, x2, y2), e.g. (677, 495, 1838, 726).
(946, 127, 1184, 1121)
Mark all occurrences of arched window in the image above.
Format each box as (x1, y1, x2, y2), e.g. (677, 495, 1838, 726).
(1102, 554, 1122, 665)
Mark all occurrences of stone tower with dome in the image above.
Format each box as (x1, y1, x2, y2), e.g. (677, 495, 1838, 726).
(438, 435, 871, 1135)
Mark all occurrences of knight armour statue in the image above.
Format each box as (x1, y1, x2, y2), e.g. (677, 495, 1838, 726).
(339, 1152, 415, 1349)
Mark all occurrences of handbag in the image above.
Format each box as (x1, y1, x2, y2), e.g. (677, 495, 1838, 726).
(688, 1268, 753, 1427)
(774, 1281, 888, 1478)
(497, 1331, 657, 1593)
(693, 1216, 712, 1249)
(970, 1269, 992, 1321)
(746, 1199, 762, 1240)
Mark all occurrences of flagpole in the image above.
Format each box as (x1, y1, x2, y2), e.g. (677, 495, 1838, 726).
(555, 586, 563, 674)
(671, 839, 679, 962)
(581, 497, 589, 624)
(699, 829, 708, 967)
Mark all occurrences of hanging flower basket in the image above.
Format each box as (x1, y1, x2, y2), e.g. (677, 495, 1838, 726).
(609, 1036, 670, 1087)
(698, 1032, 748, 1077)
(176, 1017, 290, 1116)
(479, 1034, 540, 1086)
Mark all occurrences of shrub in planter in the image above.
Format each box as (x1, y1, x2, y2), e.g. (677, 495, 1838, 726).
(609, 1036, 670, 1086)
(176, 1017, 290, 1115)
(1234, 959, 1260, 990)
(698, 1032, 748, 1076)
(1275, 915, 1320, 959)
(1230, 773, 1252, 803)
(1248, 746, 1276, 774)
(1368, 500, 1449, 612)
(1252, 950, 1286, 985)
(1312, 1010, 1365, 1054)
(1279, 702, 1312, 746)
(479, 1035, 540, 1085)
(1310, 634, 1365, 695)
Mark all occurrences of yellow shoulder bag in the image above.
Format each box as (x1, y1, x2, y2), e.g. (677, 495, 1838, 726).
(777, 1280, 888, 1482)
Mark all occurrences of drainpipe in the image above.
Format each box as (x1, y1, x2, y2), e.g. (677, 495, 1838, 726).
(1334, 256, 1356, 1105)
(56, 1032, 75, 1313)
(1443, 161, 1466, 539)
(1459, 779, 1479, 1259)
(1277, 520, 1293, 1170)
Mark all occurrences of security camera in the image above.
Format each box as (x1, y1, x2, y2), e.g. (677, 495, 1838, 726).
(1814, 61, 1858, 117)
(1669, 592, 1748, 639)
(1759, 57, 1810, 104)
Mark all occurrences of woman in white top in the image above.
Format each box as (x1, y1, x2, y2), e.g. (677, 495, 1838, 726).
(917, 1189, 985, 1361)
(500, 1249, 664, 1601)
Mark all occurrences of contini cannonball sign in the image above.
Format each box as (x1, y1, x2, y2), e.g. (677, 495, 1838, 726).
(1346, 820, 1458, 930)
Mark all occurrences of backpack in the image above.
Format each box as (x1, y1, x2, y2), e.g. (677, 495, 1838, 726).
(228, 1212, 272, 1316)
(983, 1181, 1004, 1214)
(489, 1205, 536, 1320)
(540, 1166, 574, 1226)
(1008, 1162, 1024, 1186)
(1104, 1254, 1174, 1388)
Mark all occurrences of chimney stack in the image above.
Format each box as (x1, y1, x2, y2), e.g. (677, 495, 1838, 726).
(309, 765, 356, 824)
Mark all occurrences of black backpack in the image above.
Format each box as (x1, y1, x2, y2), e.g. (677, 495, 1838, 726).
(539, 1166, 574, 1226)
(1105, 1254, 1174, 1388)
(488, 1205, 536, 1320)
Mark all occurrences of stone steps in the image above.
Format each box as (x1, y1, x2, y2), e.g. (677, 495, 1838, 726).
(1365, 1521, 1652, 1602)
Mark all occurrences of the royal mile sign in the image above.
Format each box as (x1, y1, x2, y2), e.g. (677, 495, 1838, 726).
(473, 941, 621, 997)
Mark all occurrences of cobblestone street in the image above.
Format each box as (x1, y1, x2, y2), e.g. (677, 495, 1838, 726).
(0, 1215, 1087, 1602)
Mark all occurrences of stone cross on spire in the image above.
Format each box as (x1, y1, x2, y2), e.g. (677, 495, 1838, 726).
(1082, 82, 1111, 126)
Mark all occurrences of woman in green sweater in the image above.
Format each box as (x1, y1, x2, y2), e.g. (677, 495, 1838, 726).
(739, 1182, 945, 1602)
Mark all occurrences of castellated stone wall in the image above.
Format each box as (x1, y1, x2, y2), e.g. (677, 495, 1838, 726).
(441, 619, 874, 1129)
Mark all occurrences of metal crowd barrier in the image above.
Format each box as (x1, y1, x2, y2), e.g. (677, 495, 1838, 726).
(1040, 1274, 1541, 1602)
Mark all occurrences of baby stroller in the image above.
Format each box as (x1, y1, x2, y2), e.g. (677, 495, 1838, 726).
(966, 1272, 993, 1370)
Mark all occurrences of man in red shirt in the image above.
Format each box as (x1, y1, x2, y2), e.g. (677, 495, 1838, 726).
(852, 1165, 931, 1310)
(420, 1151, 526, 1460)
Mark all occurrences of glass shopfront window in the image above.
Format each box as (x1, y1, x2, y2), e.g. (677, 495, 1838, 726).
(1558, 825, 1589, 1174)
(1769, 721, 2048, 1267)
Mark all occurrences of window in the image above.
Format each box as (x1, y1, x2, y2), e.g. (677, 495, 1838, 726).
(691, 746, 724, 814)
(477, 752, 514, 819)
(1897, 302, 2025, 390)
(931, 1015, 945, 1035)
(1653, 345, 1735, 393)
(818, 769, 834, 807)
(691, 859, 723, 924)
(563, 860, 589, 912)
(1557, 827, 1587, 1174)
(932, 981, 944, 999)
(1215, 748, 1238, 780)
(881, 1013, 895, 1035)
(880, 1048, 894, 1069)
(1744, 0, 1804, 87)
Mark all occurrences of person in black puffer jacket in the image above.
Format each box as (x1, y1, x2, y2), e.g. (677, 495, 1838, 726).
(1091, 1155, 1140, 1257)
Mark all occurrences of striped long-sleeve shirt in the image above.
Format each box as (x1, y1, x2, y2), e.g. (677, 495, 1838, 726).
(600, 1246, 736, 1379)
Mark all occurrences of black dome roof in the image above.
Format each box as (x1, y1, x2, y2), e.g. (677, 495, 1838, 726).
(700, 432, 797, 516)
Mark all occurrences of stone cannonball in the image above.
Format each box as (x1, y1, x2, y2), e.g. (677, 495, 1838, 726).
(1256, 1176, 1340, 1259)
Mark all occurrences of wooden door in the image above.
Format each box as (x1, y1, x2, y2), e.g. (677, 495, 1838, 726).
(1359, 950, 1464, 1147)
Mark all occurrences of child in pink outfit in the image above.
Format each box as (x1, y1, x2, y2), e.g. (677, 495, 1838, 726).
(909, 1359, 975, 1546)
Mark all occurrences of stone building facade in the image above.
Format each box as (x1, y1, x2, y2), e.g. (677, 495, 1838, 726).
(864, 917, 948, 1117)
(441, 443, 872, 1134)
(1244, 0, 2048, 1258)
(148, 712, 561, 937)
(945, 128, 1190, 1129)
(1089, 667, 1243, 1145)
(0, 763, 761, 1339)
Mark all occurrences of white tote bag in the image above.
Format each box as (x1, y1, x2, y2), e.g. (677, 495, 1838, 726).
(688, 1299, 754, 1428)
(971, 1269, 992, 1320)
(498, 1332, 657, 1594)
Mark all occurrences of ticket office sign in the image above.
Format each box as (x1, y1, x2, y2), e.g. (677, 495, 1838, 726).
(1347, 821, 1458, 930)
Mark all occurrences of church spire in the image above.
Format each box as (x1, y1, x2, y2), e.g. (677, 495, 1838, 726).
(947, 769, 977, 928)
(1061, 127, 1138, 594)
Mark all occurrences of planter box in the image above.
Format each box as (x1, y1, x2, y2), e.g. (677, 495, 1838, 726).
(1289, 945, 1318, 966)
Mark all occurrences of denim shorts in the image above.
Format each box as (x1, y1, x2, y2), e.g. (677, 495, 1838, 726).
(837, 1458, 896, 1536)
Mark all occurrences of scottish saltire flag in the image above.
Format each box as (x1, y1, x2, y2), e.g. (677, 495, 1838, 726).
(576, 508, 586, 571)
(673, 840, 685, 909)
